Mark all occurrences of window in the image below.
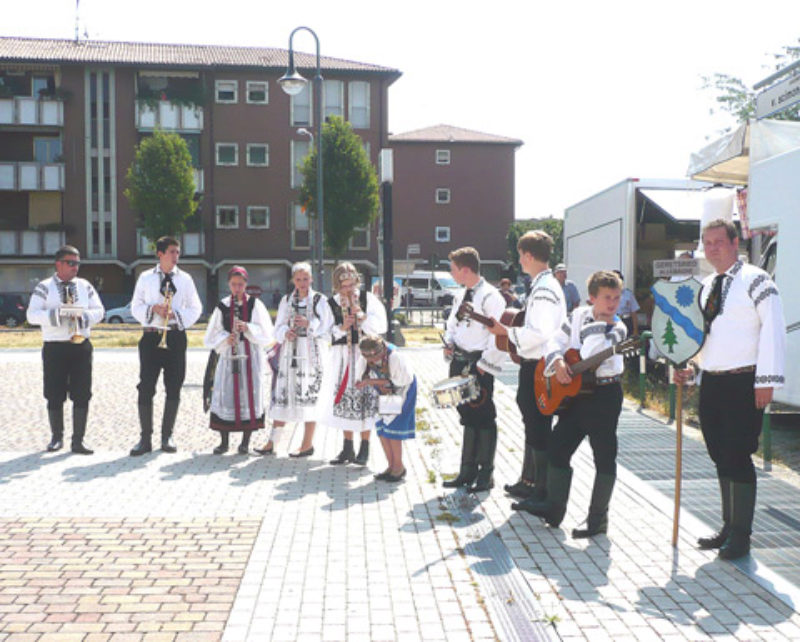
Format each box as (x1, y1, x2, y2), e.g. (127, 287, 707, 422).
(215, 80, 237, 103)
(32, 76, 51, 98)
(349, 226, 369, 250)
(216, 205, 239, 229)
(324, 80, 344, 118)
(435, 188, 451, 204)
(247, 206, 270, 229)
(435, 226, 451, 243)
(34, 137, 62, 163)
(436, 149, 451, 165)
(291, 84, 312, 126)
(291, 204, 310, 249)
(247, 144, 269, 167)
(216, 143, 238, 166)
(291, 139, 310, 188)
(246, 81, 268, 104)
(348, 81, 370, 129)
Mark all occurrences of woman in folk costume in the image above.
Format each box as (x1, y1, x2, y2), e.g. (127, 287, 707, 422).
(204, 266, 275, 454)
(327, 262, 387, 466)
(255, 262, 333, 457)
(357, 335, 416, 482)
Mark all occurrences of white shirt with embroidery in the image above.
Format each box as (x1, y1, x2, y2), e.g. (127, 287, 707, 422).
(131, 265, 203, 330)
(26, 275, 105, 342)
(507, 269, 567, 360)
(544, 305, 627, 378)
(444, 277, 507, 376)
(696, 260, 785, 389)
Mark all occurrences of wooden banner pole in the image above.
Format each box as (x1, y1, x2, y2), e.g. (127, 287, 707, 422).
(672, 379, 683, 548)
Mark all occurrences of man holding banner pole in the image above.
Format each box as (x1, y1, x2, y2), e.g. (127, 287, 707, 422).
(673, 218, 785, 560)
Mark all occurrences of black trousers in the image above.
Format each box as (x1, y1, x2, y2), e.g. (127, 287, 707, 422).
(699, 371, 763, 483)
(549, 383, 622, 475)
(137, 330, 187, 404)
(450, 358, 496, 429)
(517, 359, 553, 450)
(42, 340, 93, 410)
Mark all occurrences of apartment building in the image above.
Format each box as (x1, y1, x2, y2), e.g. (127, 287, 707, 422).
(389, 124, 522, 281)
(0, 36, 400, 305)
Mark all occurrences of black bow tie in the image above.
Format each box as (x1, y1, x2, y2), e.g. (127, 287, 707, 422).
(702, 274, 725, 333)
(160, 272, 176, 296)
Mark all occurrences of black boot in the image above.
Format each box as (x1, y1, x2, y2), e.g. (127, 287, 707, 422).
(46, 407, 64, 452)
(161, 399, 179, 453)
(130, 404, 153, 456)
(512, 464, 572, 528)
(504, 444, 536, 498)
(354, 440, 370, 466)
(71, 406, 93, 455)
(471, 426, 497, 492)
(572, 473, 616, 538)
(330, 438, 356, 465)
(238, 430, 252, 455)
(213, 432, 229, 455)
(698, 476, 732, 549)
(532, 449, 549, 500)
(718, 481, 756, 560)
(443, 425, 478, 488)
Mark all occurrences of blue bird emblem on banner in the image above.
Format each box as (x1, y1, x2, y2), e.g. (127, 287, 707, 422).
(650, 277, 706, 366)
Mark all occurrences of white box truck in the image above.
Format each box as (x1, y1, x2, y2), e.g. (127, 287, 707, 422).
(563, 178, 713, 323)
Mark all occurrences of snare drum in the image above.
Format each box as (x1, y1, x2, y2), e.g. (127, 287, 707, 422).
(430, 375, 480, 409)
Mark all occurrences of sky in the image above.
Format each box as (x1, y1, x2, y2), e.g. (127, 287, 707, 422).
(4, 0, 800, 219)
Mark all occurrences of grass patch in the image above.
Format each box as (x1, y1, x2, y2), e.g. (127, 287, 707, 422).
(427, 469, 436, 484)
(441, 472, 456, 481)
(424, 435, 442, 446)
(416, 419, 431, 432)
(1, 324, 208, 349)
(435, 511, 460, 524)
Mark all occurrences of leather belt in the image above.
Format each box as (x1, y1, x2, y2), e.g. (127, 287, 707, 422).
(705, 365, 756, 376)
(595, 375, 621, 386)
(143, 327, 180, 333)
(453, 347, 483, 363)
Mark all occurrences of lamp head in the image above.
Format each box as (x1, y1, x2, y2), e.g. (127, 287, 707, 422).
(279, 70, 308, 96)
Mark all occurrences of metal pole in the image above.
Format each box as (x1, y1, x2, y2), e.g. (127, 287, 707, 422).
(762, 404, 772, 467)
(639, 331, 652, 407)
(668, 364, 676, 422)
(672, 382, 683, 547)
(382, 181, 393, 340)
(313, 55, 324, 290)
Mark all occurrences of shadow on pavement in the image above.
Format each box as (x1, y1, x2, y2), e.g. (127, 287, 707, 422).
(61, 453, 155, 482)
(0, 451, 71, 483)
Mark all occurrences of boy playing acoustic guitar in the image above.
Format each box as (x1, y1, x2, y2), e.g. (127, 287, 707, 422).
(515, 270, 628, 538)
(487, 231, 567, 506)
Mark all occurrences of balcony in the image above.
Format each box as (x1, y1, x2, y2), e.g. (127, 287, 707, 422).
(0, 229, 65, 257)
(137, 230, 205, 257)
(135, 101, 203, 132)
(0, 162, 65, 191)
(0, 97, 64, 127)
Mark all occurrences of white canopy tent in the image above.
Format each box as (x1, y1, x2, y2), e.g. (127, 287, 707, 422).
(687, 119, 800, 185)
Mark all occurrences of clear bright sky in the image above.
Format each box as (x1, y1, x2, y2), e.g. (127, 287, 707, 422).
(5, 0, 800, 219)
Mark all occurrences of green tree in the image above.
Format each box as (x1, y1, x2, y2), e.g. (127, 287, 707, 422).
(299, 116, 380, 257)
(506, 217, 564, 275)
(662, 318, 678, 354)
(124, 129, 198, 241)
(702, 39, 800, 129)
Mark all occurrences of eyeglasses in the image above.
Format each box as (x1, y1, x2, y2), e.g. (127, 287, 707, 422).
(59, 260, 81, 267)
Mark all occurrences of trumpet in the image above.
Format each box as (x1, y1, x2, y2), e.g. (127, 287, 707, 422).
(157, 290, 173, 350)
(65, 286, 85, 344)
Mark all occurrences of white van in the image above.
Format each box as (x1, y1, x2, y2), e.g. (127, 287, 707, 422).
(400, 271, 460, 307)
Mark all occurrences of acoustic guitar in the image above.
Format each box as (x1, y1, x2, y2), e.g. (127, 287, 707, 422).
(533, 336, 639, 415)
(456, 302, 525, 363)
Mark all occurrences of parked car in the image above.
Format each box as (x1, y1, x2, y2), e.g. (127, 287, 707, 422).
(104, 301, 136, 323)
(0, 293, 27, 327)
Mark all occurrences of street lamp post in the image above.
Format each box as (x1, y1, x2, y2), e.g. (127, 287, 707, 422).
(279, 26, 324, 289)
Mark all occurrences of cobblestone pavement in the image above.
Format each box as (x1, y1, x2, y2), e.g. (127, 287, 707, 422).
(1, 347, 800, 641)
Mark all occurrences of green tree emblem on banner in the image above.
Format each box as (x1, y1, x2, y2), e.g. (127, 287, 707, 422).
(662, 319, 678, 354)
